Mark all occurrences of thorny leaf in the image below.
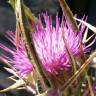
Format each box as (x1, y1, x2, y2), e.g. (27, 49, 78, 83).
(0, 79, 25, 92)
(8, 0, 38, 22)
(8, 0, 38, 48)
(59, 0, 78, 32)
(74, 17, 96, 33)
(4, 67, 19, 78)
(15, 0, 50, 91)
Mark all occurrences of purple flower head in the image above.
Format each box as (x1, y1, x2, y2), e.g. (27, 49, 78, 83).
(32, 14, 90, 74)
(0, 31, 33, 77)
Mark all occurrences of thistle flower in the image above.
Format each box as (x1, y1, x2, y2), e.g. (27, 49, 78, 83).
(32, 14, 94, 75)
(0, 31, 33, 77)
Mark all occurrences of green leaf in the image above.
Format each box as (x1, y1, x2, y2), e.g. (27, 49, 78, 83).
(23, 4, 38, 23)
(8, 0, 38, 23)
(8, 0, 16, 9)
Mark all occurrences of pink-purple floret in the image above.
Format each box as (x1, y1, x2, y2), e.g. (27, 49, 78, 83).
(0, 32, 33, 77)
(0, 14, 95, 76)
(32, 14, 91, 74)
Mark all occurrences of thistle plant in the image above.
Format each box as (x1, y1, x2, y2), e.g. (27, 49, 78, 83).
(0, 0, 96, 96)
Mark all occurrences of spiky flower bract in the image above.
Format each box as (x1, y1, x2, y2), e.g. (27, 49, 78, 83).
(0, 13, 95, 95)
(0, 31, 33, 77)
(32, 14, 91, 75)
